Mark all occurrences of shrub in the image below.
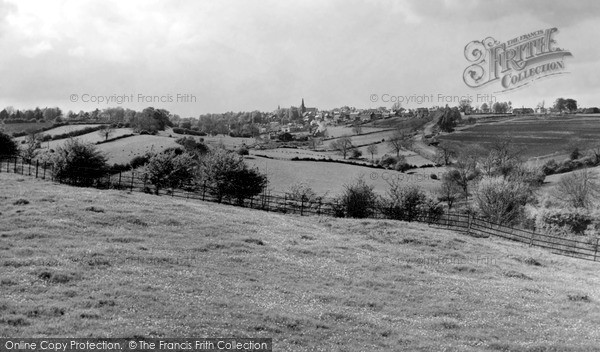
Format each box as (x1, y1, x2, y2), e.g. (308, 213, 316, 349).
(237, 146, 249, 156)
(143, 151, 197, 195)
(139, 130, 150, 135)
(285, 182, 326, 213)
(350, 148, 362, 159)
(51, 139, 109, 186)
(381, 183, 440, 222)
(394, 160, 410, 172)
(541, 159, 558, 175)
(130, 155, 150, 169)
(430, 173, 438, 180)
(538, 208, 593, 235)
(200, 149, 266, 204)
(335, 177, 378, 218)
(0, 130, 19, 158)
(474, 176, 531, 226)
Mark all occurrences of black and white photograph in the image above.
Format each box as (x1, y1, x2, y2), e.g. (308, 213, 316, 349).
(1, 0, 599, 351)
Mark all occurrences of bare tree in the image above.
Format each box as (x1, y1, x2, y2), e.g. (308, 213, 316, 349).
(98, 124, 116, 141)
(366, 144, 378, 162)
(434, 140, 456, 166)
(352, 123, 363, 135)
(387, 130, 412, 157)
(437, 172, 462, 210)
(330, 135, 353, 159)
(553, 168, 599, 209)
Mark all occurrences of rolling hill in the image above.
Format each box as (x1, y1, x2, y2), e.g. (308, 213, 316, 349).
(1, 173, 599, 351)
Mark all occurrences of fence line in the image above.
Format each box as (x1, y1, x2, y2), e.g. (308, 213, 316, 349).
(1, 156, 598, 264)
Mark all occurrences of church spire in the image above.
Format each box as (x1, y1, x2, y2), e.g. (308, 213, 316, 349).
(300, 98, 306, 114)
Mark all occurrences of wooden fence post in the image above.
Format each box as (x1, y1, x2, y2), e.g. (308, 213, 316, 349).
(202, 181, 206, 201)
(118, 172, 122, 188)
(35, 160, 39, 178)
(130, 172, 134, 192)
(594, 238, 599, 262)
(13, 157, 17, 173)
(529, 232, 535, 247)
(300, 196, 305, 216)
(28, 161, 31, 175)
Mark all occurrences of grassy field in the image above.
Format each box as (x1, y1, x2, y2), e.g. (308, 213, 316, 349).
(96, 135, 180, 164)
(1, 122, 54, 135)
(1, 173, 599, 350)
(245, 157, 445, 196)
(38, 124, 103, 137)
(439, 114, 600, 161)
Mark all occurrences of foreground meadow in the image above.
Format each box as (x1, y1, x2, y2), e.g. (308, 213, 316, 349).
(1, 173, 599, 351)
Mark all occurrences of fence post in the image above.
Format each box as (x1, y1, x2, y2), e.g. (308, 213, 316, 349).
(43, 162, 47, 179)
(118, 172, 122, 188)
(202, 181, 206, 201)
(317, 199, 322, 216)
(130, 172, 134, 192)
(35, 160, 39, 178)
(300, 195, 305, 216)
(594, 238, 599, 262)
(467, 214, 472, 235)
(13, 157, 17, 173)
(529, 232, 535, 247)
(284, 194, 287, 213)
(28, 161, 31, 175)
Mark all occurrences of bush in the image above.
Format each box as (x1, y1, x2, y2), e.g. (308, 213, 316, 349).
(379, 155, 399, 168)
(474, 176, 531, 225)
(200, 149, 266, 204)
(350, 149, 362, 159)
(394, 160, 410, 172)
(538, 208, 593, 235)
(237, 146, 249, 156)
(0, 131, 19, 158)
(51, 139, 109, 186)
(130, 155, 150, 169)
(144, 151, 197, 195)
(542, 159, 558, 175)
(381, 183, 441, 222)
(430, 173, 438, 180)
(335, 177, 378, 218)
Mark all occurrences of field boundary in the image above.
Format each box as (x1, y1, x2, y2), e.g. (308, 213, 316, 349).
(2, 156, 598, 264)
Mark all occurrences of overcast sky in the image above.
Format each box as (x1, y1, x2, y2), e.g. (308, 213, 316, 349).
(1, 0, 599, 116)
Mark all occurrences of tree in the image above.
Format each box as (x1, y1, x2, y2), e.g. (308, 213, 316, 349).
(434, 140, 456, 166)
(98, 125, 115, 141)
(437, 172, 462, 209)
(0, 130, 19, 158)
(200, 149, 266, 204)
(552, 168, 599, 209)
(330, 135, 353, 159)
(391, 101, 403, 113)
(366, 144, 378, 162)
(474, 176, 530, 225)
(352, 123, 363, 135)
(144, 151, 197, 195)
(447, 146, 483, 201)
(565, 99, 578, 113)
(435, 106, 461, 132)
(51, 139, 109, 186)
(21, 132, 41, 162)
(336, 176, 378, 218)
(459, 99, 472, 114)
(553, 98, 567, 113)
(480, 102, 489, 113)
(387, 130, 411, 157)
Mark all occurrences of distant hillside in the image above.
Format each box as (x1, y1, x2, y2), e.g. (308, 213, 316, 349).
(1, 173, 599, 351)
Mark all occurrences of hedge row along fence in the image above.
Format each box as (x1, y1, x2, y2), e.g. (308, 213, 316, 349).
(2, 156, 599, 264)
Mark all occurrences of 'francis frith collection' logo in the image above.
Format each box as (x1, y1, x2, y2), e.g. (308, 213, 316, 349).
(463, 28, 572, 92)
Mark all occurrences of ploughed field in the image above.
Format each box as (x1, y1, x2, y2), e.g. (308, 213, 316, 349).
(438, 114, 600, 160)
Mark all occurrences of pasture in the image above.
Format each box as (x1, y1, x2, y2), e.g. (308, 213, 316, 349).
(35, 128, 136, 152)
(245, 157, 443, 196)
(1, 172, 599, 351)
(38, 124, 103, 137)
(438, 114, 600, 161)
(96, 135, 180, 164)
(0, 121, 53, 135)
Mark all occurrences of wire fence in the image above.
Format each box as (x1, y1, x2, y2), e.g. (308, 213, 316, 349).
(2, 156, 599, 264)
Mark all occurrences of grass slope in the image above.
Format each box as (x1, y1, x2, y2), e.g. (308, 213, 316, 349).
(1, 173, 599, 351)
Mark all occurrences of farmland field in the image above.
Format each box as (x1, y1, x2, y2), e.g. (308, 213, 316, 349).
(1, 172, 599, 351)
(0, 121, 53, 135)
(438, 114, 600, 160)
(245, 157, 443, 196)
(96, 135, 180, 164)
(38, 124, 103, 137)
(37, 128, 135, 151)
